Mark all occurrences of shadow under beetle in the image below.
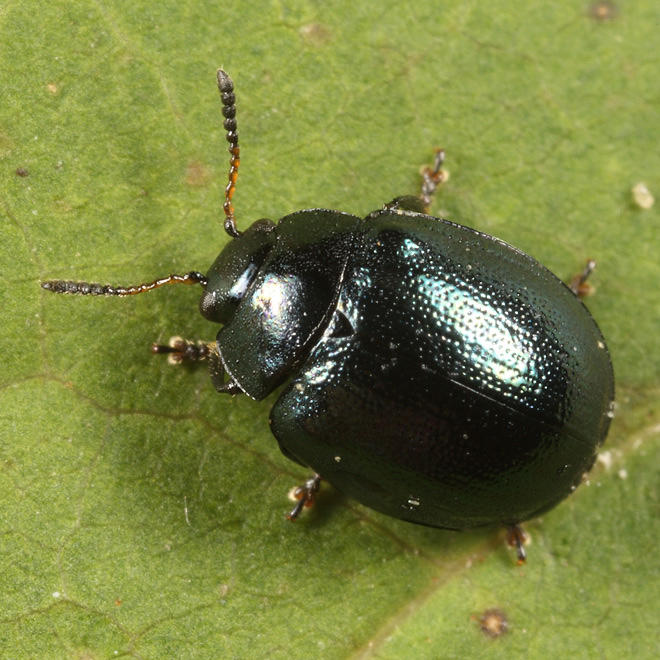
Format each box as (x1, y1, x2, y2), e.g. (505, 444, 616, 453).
(43, 69, 615, 562)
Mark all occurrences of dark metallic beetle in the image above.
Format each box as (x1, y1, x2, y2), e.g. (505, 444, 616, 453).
(43, 70, 615, 561)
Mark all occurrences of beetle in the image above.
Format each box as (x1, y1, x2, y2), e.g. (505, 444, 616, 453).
(42, 69, 614, 562)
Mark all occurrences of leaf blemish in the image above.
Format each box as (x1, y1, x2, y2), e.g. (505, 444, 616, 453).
(185, 160, 211, 187)
(477, 608, 509, 638)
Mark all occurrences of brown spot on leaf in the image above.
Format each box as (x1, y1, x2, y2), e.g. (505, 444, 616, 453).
(185, 160, 211, 187)
(300, 23, 332, 46)
(588, 2, 618, 21)
(478, 608, 508, 638)
(16, 167, 29, 177)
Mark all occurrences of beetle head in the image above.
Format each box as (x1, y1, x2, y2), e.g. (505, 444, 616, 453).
(199, 218, 276, 325)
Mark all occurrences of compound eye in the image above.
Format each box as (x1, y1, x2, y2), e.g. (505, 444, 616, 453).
(199, 219, 276, 324)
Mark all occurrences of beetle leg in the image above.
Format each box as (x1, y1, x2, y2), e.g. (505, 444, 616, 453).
(378, 148, 447, 214)
(151, 336, 214, 365)
(287, 474, 322, 521)
(569, 259, 597, 298)
(505, 524, 528, 564)
(420, 148, 448, 212)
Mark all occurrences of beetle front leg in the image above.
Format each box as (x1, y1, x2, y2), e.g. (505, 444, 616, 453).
(151, 335, 245, 393)
(287, 474, 322, 521)
(151, 336, 214, 365)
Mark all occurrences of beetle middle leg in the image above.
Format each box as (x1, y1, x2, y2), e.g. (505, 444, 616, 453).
(287, 474, 322, 520)
(380, 148, 448, 216)
(420, 147, 448, 212)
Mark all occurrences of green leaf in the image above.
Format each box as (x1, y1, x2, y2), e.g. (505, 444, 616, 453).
(2, 1, 658, 658)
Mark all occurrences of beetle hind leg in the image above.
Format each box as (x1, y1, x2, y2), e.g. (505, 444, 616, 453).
(505, 524, 528, 564)
(287, 474, 322, 521)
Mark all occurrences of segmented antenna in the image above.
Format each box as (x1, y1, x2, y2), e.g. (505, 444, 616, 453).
(41, 271, 208, 296)
(41, 71, 242, 297)
(217, 69, 242, 239)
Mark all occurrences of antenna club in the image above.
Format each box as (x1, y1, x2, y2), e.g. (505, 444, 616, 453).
(217, 69, 234, 93)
